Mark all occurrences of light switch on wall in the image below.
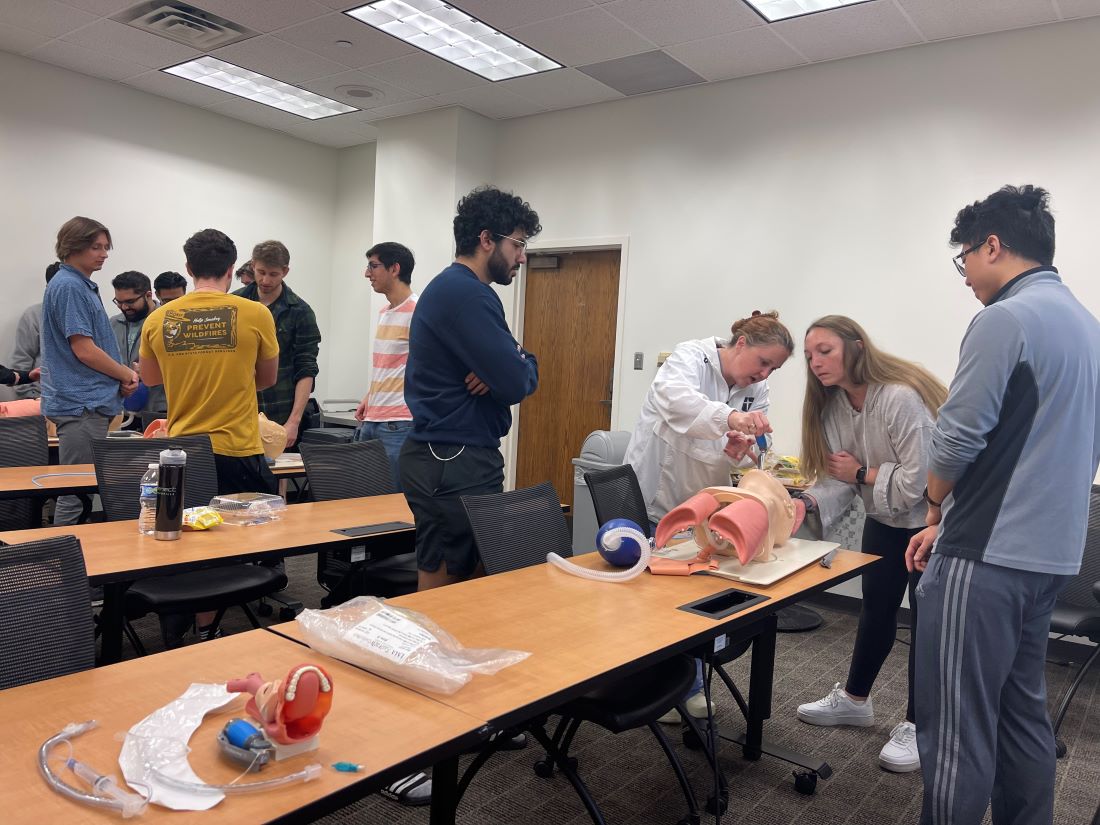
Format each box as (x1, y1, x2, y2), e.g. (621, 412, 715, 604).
(633, 352, 644, 370)
(657, 351, 671, 366)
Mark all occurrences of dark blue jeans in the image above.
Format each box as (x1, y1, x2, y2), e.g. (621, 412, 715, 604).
(353, 419, 412, 491)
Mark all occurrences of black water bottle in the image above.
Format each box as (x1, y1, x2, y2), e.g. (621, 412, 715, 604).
(154, 448, 187, 541)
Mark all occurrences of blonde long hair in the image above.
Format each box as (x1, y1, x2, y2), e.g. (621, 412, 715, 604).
(800, 315, 948, 483)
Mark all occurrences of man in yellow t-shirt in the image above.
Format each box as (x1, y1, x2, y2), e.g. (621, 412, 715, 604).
(140, 229, 280, 494)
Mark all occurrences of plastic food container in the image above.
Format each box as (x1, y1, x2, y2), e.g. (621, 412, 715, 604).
(209, 492, 287, 526)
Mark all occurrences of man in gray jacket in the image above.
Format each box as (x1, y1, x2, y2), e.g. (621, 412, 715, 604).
(110, 271, 166, 417)
(907, 185, 1100, 824)
(9, 262, 60, 399)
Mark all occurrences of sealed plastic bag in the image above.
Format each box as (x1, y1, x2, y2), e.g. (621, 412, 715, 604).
(295, 597, 529, 695)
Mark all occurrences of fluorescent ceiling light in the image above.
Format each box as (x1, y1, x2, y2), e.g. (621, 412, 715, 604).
(346, 0, 561, 82)
(163, 56, 357, 120)
(742, 0, 874, 23)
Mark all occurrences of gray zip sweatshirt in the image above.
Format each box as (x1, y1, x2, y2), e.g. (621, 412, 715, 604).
(931, 268, 1100, 575)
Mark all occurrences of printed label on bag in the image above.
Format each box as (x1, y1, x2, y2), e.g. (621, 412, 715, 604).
(345, 606, 437, 664)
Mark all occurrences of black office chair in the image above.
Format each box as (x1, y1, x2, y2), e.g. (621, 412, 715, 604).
(0, 535, 95, 689)
(1051, 484, 1100, 758)
(299, 440, 416, 605)
(0, 415, 50, 529)
(461, 481, 703, 825)
(92, 435, 287, 652)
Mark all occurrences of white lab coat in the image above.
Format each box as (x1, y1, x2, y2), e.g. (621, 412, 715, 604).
(623, 337, 770, 524)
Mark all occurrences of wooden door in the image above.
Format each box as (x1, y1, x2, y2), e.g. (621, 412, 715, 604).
(515, 250, 620, 508)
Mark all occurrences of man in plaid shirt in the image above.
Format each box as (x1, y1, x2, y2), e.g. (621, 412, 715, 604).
(235, 239, 321, 446)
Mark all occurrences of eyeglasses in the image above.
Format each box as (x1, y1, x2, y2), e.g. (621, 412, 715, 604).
(366, 261, 385, 271)
(952, 237, 1010, 276)
(492, 232, 528, 250)
(112, 295, 148, 308)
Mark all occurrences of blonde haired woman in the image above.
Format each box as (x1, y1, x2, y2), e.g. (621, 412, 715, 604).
(796, 315, 947, 773)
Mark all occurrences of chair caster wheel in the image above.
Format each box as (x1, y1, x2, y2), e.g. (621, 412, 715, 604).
(533, 760, 554, 778)
(1055, 738, 1067, 759)
(279, 607, 297, 620)
(705, 791, 729, 816)
(682, 720, 711, 751)
(256, 602, 274, 617)
(793, 770, 818, 795)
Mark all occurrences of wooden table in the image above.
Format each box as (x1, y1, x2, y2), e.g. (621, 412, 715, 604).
(0, 495, 416, 664)
(0, 630, 487, 824)
(270, 549, 878, 822)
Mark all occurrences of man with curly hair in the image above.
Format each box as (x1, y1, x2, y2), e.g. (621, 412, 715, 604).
(400, 186, 542, 592)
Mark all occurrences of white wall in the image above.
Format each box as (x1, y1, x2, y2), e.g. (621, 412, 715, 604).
(0, 50, 343, 398)
(326, 142, 376, 402)
(492, 17, 1100, 459)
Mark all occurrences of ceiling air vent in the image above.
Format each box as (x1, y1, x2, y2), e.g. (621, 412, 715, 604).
(113, 2, 257, 51)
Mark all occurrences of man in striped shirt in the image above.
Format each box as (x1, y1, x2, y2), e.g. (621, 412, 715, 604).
(354, 241, 417, 491)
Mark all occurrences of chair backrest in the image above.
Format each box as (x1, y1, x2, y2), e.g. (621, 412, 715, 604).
(299, 428, 353, 445)
(462, 481, 572, 575)
(1059, 484, 1100, 610)
(91, 434, 220, 521)
(583, 464, 653, 539)
(300, 440, 395, 501)
(0, 416, 50, 530)
(0, 535, 94, 689)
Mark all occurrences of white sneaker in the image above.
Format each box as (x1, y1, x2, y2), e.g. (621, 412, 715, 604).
(657, 692, 714, 724)
(796, 682, 874, 727)
(878, 721, 920, 772)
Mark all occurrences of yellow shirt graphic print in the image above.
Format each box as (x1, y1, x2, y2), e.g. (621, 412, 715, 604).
(163, 306, 239, 352)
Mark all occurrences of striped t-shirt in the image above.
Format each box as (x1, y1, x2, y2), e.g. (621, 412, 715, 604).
(364, 293, 417, 422)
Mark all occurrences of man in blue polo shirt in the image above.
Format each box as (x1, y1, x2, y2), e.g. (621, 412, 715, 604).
(42, 216, 138, 524)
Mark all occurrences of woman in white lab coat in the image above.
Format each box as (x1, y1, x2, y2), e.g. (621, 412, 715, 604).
(624, 311, 795, 527)
(624, 310, 794, 722)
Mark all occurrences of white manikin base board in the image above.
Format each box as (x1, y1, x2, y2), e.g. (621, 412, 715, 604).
(652, 537, 840, 586)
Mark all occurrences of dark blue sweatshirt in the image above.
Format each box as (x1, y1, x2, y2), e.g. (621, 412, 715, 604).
(404, 263, 538, 447)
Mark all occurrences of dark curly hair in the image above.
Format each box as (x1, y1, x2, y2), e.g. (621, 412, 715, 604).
(950, 184, 1054, 267)
(184, 229, 237, 280)
(111, 270, 151, 293)
(453, 186, 541, 256)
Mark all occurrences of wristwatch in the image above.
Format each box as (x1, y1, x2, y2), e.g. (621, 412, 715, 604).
(922, 487, 942, 508)
(855, 465, 867, 485)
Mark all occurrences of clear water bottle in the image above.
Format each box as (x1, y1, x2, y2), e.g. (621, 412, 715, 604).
(138, 463, 158, 536)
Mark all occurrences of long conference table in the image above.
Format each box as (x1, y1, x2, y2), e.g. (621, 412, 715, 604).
(0, 488, 878, 824)
(0, 495, 417, 664)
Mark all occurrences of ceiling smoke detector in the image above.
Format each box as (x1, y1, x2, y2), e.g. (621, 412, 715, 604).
(335, 85, 382, 101)
(114, 1, 257, 51)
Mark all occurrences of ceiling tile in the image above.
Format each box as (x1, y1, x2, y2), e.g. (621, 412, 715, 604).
(771, 0, 924, 63)
(27, 39, 148, 80)
(509, 6, 656, 66)
(278, 113, 379, 147)
(313, 0, 363, 9)
(578, 50, 703, 96)
(666, 25, 807, 81)
(501, 67, 623, 108)
(274, 12, 415, 69)
(211, 35, 349, 82)
(204, 95, 334, 130)
(1057, 0, 1100, 20)
(188, 0, 333, 34)
(897, 0, 1058, 40)
(356, 97, 447, 121)
(362, 52, 487, 96)
(59, 0, 135, 14)
(123, 68, 237, 108)
(62, 19, 201, 69)
(0, 0, 97, 38)
(430, 85, 546, 119)
(0, 24, 53, 55)
(304, 68, 424, 109)
(453, 0, 592, 31)
(602, 0, 764, 47)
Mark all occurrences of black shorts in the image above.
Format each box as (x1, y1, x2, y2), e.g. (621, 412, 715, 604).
(213, 453, 278, 496)
(398, 439, 504, 577)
